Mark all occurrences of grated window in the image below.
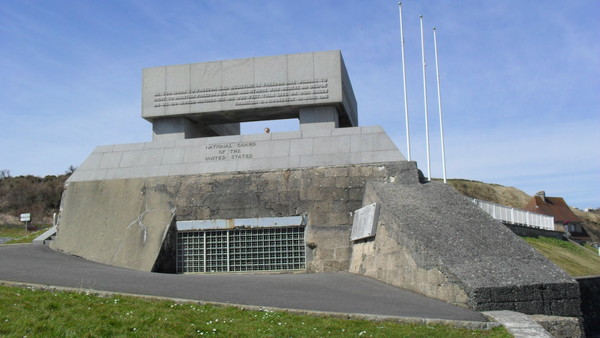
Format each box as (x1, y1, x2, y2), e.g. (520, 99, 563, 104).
(177, 227, 305, 273)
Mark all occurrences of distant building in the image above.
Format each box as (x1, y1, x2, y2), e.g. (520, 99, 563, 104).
(524, 191, 590, 241)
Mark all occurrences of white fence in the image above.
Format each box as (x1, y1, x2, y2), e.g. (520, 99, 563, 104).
(473, 199, 555, 231)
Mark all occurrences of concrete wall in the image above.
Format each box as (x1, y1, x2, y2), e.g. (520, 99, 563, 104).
(349, 180, 581, 317)
(54, 161, 419, 273)
(53, 178, 177, 271)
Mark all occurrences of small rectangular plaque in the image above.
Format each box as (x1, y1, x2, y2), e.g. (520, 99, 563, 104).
(350, 203, 380, 241)
(20, 213, 31, 222)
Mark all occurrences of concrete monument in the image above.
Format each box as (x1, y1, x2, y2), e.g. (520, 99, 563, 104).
(53, 51, 580, 317)
(142, 50, 357, 140)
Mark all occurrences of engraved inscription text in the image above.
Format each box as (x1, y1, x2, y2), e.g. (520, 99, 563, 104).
(154, 79, 329, 108)
(204, 142, 257, 161)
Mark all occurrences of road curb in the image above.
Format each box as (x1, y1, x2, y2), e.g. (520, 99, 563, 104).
(0, 279, 499, 330)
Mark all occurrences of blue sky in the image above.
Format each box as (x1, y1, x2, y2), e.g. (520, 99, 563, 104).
(1, 1, 598, 209)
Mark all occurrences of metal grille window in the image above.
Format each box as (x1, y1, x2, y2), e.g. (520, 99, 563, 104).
(177, 227, 305, 273)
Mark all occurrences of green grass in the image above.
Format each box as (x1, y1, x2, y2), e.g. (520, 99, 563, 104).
(0, 224, 31, 238)
(583, 242, 599, 253)
(0, 224, 50, 244)
(522, 236, 600, 276)
(0, 285, 510, 337)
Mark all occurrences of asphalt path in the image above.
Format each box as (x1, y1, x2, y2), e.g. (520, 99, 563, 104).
(0, 237, 12, 245)
(0, 244, 486, 322)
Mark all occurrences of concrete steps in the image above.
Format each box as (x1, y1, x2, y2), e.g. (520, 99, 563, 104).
(32, 226, 57, 246)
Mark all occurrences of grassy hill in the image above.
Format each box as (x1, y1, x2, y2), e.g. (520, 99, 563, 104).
(522, 236, 600, 276)
(446, 179, 600, 243)
(0, 173, 70, 225)
(445, 179, 531, 209)
(445, 178, 600, 276)
(572, 208, 600, 243)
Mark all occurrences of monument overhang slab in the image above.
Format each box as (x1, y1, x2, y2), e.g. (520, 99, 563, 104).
(142, 50, 358, 127)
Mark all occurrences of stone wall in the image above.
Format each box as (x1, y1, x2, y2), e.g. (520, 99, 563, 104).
(529, 315, 584, 338)
(349, 180, 581, 317)
(505, 224, 565, 240)
(576, 275, 600, 336)
(53, 161, 419, 273)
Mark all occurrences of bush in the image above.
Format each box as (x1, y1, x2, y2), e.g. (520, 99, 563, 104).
(0, 173, 70, 224)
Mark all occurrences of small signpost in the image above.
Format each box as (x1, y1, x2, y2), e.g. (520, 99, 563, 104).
(20, 213, 31, 231)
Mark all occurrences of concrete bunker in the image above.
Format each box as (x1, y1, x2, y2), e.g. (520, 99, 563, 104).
(53, 50, 581, 317)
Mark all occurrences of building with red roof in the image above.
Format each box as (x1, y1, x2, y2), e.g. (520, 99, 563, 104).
(524, 191, 590, 241)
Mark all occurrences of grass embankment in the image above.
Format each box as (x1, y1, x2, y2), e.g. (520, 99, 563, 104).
(522, 236, 600, 277)
(0, 224, 50, 244)
(447, 178, 600, 243)
(446, 179, 531, 209)
(0, 285, 509, 337)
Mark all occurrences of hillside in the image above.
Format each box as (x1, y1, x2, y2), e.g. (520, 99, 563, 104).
(446, 179, 600, 243)
(572, 208, 600, 243)
(0, 172, 70, 225)
(522, 236, 600, 276)
(445, 179, 531, 209)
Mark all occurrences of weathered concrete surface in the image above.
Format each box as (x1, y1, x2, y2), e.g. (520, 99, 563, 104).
(53, 179, 176, 272)
(54, 155, 583, 317)
(54, 162, 419, 273)
(349, 180, 581, 316)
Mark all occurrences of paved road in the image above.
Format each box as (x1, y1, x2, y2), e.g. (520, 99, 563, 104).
(0, 244, 486, 322)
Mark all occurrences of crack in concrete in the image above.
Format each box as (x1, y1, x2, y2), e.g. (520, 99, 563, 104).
(113, 240, 124, 258)
(112, 197, 155, 261)
(127, 198, 159, 244)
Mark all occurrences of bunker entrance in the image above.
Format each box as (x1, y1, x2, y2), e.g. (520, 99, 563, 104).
(176, 217, 306, 274)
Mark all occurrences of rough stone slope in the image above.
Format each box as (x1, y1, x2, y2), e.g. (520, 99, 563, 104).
(350, 179, 581, 316)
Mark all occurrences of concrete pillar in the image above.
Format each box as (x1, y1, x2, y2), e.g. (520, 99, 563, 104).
(299, 106, 339, 131)
(152, 117, 240, 141)
(152, 117, 190, 141)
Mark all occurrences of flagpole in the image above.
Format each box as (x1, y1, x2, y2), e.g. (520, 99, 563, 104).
(398, 3, 411, 161)
(433, 27, 447, 183)
(420, 15, 431, 181)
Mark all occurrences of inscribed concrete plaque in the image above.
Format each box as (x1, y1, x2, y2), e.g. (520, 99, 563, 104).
(351, 203, 380, 241)
(142, 50, 357, 127)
